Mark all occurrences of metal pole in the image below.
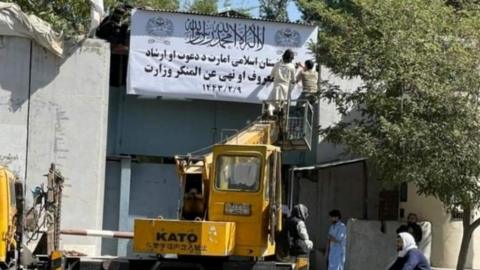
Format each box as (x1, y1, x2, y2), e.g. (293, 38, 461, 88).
(118, 156, 132, 255)
(61, 229, 133, 239)
(289, 167, 295, 211)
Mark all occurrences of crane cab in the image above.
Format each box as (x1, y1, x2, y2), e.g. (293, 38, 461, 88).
(208, 144, 282, 257)
(133, 144, 282, 258)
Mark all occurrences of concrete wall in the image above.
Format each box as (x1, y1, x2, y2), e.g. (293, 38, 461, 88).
(400, 184, 480, 269)
(0, 36, 110, 256)
(345, 219, 432, 270)
(0, 36, 31, 180)
(317, 68, 363, 163)
(102, 162, 179, 255)
(346, 220, 399, 270)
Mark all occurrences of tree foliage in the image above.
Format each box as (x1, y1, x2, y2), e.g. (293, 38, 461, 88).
(446, 0, 480, 10)
(186, 0, 218, 13)
(7, 0, 179, 38)
(259, 0, 289, 21)
(119, 0, 180, 10)
(233, 0, 259, 17)
(221, 0, 255, 18)
(296, 0, 480, 268)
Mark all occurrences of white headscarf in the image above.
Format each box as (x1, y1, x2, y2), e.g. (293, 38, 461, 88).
(398, 232, 417, 257)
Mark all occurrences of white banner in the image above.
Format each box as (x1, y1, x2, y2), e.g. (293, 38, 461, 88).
(127, 9, 318, 103)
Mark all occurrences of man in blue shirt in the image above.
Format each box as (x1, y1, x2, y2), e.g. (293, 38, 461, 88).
(327, 209, 347, 270)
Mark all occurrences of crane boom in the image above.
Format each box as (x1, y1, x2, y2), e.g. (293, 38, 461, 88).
(223, 120, 278, 146)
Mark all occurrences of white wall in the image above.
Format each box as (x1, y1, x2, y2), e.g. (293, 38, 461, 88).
(0, 36, 31, 180)
(317, 67, 363, 163)
(0, 36, 110, 256)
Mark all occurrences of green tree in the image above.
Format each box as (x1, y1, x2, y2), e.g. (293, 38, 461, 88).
(446, 0, 480, 10)
(295, 0, 354, 21)
(296, 0, 480, 269)
(295, 0, 316, 21)
(223, 0, 257, 18)
(116, 0, 180, 10)
(259, 0, 289, 21)
(7, 0, 179, 38)
(186, 0, 218, 13)
(6, 0, 91, 37)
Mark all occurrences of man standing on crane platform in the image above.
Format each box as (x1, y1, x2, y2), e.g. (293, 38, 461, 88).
(268, 49, 296, 116)
(296, 59, 319, 104)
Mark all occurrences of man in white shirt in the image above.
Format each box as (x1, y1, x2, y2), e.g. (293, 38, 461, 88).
(269, 49, 296, 115)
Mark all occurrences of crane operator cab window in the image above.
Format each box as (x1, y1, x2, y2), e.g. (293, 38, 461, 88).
(215, 156, 261, 192)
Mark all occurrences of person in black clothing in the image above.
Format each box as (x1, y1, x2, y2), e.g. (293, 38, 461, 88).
(397, 213, 423, 244)
(287, 204, 313, 256)
(388, 232, 431, 270)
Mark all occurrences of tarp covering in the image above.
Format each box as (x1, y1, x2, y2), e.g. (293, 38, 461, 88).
(0, 2, 63, 56)
(89, 0, 104, 33)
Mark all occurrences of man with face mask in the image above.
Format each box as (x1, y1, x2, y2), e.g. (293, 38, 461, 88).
(326, 209, 347, 270)
(388, 232, 430, 270)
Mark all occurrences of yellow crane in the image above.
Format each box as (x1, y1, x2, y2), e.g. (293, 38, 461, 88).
(133, 101, 314, 269)
(0, 167, 19, 269)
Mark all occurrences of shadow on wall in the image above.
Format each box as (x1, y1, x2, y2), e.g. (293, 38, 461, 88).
(0, 37, 89, 112)
(0, 36, 82, 182)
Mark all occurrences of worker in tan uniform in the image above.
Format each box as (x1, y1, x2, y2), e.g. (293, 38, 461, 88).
(296, 60, 318, 104)
(268, 49, 296, 116)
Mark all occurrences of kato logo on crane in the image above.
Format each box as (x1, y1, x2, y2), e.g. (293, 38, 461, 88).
(156, 232, 198, 243)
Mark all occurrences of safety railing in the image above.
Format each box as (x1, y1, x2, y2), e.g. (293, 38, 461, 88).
(261, 99, 314, 151)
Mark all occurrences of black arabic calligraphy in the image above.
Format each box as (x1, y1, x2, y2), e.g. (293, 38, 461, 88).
(144, 64, 274, 85)
(145, 49, 275, 70)
(184, 19, 265, 51)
